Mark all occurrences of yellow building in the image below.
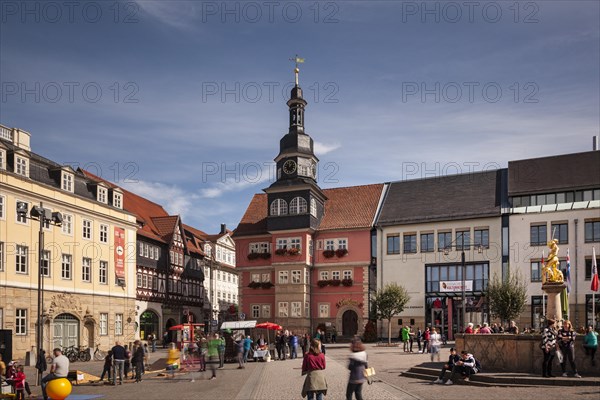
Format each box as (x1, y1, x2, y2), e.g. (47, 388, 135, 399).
(0, 124, 138, 359)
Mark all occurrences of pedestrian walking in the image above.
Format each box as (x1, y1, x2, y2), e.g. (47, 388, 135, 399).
(13, 365, 25, 400)
(217, 333, 226, 369)
(408, 326, 415, 352)
(583, 325, 598, 366)
(111, 341, 126, 385)
(243, 335, 253, 363)
(301, 339, 327, 400)
(541, 318, 557, 378)
(99, 350, 113, 382)
(346, 337, 367, 400)
(198, 334, 208, 371)
(166, 343, 180, 379)
(207, 333, 220, 380)
(422, 327, 430, 354)
(150, 333, 157, 353)
(290, 332, 299, 359)
(132, 341, 145, 382)
(236, 336, 245, 369)
(429, 327, 442, 362)
(558, 320, 582, 377)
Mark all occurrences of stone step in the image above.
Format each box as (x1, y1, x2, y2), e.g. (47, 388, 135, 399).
(403, 366, 600, 387)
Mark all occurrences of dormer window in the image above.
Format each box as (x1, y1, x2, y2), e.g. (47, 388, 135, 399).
(270, 199, 288, 216)
(97, 187, 108, 204)
(15, 156, 28, 177)
(0, 149, 5, 170)
(61, 171, 74, 192)
(113, 191, 123, 209)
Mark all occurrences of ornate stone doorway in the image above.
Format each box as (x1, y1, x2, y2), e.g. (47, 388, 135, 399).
(53, 313, 79, 348)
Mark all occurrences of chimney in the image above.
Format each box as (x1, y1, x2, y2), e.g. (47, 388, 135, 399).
(220, 223, 226, 234)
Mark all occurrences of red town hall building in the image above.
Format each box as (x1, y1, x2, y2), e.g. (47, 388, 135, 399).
(234, 69, 384, 339)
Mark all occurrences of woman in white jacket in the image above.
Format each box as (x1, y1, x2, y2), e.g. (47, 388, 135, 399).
(346, 337, 368, 400)
(429, 328, 442, 362)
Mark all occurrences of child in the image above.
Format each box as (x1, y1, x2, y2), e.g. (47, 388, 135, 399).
(100, 350, 113, 382)
(13, 365, 26, 400)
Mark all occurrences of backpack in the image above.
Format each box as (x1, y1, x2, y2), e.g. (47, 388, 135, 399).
(474, 358, 482, 373)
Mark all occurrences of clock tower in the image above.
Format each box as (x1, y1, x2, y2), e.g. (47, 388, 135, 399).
(265, 61, 326, 232)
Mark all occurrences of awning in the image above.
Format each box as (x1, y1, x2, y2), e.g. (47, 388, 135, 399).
(220, 320, 257, 330)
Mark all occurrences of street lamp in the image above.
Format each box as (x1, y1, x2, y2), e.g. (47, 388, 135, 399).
(16, 202, 62, 383)
(443, 241, 483, 335)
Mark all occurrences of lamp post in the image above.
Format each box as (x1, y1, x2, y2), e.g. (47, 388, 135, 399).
(444, 241, 483, 335)
(16, 202, 62, 384)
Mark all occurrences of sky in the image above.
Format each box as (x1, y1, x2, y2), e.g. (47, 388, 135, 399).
(1, 0, 599, 233)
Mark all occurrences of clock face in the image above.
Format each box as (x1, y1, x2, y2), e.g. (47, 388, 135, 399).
(283, 160, 297, 174)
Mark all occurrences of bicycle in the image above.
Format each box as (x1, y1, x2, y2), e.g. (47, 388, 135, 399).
(93, 344, 106, 361)
(63, 345, 78, 363)
(77, 346, 91, 362)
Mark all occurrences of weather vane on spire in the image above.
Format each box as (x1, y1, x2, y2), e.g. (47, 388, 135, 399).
(289, 54, 305, 86)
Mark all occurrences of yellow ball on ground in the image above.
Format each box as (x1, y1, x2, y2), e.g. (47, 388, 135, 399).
(46, 378, 72, 400)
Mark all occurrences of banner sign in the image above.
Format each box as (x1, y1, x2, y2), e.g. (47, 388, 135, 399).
(114, 227, 126, 280)
(440, 280, 473, 292)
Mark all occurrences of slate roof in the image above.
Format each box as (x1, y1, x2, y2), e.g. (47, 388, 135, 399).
(508, 151, 600, 196)
(377, 170, 502, 226)
(234, 184, 384, 236)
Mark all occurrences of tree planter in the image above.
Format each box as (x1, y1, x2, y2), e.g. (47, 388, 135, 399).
(329, 279, 341, 286)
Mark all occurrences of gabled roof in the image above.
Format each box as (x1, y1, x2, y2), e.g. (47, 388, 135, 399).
(234, 184, 384, 236)
(183, 224, 207, 256)
(377, 170, 502, 226)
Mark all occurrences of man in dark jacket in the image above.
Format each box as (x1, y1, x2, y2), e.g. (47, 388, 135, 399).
(111, 341, 126, 385)
(433, 347, 460, 383)
(131, 341, 145, 382)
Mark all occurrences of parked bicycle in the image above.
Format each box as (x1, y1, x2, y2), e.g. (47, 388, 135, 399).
(93, 343, 106, 361)
(77, 346, 91, 362)
(62, 345, 79, 363)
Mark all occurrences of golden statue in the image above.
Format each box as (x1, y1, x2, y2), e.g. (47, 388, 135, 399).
(542, 239, 564, 284)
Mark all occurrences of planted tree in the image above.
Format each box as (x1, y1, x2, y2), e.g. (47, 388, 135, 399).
(486, 271, 528, 325)
(372, 283, 410, 344)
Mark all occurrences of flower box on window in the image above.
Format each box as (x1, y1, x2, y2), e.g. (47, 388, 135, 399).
(247, 252, 261, 260)
(261, 281, 274, 289)
(260, 252, 272, 260)
(323, 250, 335, 258)
(248, 281, 261, 289)
(336, 248, 348, 257)
(329, 279, 342, 286)
(317, 280, 329, 288)
(341, 278, 353, 287)
(275, 248, 287, 256)
(287, 247, 301, 256)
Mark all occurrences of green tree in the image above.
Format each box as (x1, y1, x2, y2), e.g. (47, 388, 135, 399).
(486, 270, 528, 325)
(372, 283, 411, 344)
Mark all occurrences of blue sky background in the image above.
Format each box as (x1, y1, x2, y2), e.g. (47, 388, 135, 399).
(1, 0, 599, 233)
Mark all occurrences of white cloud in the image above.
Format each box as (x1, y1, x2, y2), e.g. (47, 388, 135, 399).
(134, 1, 199, 30)
(314, 141, 341, 155)
(121, 180, 199, 218)
(199, 170, 272, 199)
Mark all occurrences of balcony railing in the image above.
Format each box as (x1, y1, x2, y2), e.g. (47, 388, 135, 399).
(0, 124, 13, 141)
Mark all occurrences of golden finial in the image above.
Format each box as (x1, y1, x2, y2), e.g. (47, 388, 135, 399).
(289, 55, 305, 86)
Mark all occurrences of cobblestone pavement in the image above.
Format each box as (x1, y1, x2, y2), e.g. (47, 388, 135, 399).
(15, 344, 600, 399)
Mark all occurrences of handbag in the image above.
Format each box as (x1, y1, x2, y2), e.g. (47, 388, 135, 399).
(363, 367, 376, 385)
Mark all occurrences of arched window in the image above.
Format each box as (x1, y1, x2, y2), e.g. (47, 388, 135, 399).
(290, 197, 308, 214)
(310, 198, 317, 217)
(270, 199, 288, 216)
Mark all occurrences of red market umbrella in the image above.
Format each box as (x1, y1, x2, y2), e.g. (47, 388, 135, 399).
(255, 322, 282, 345)
(255, 322, 282, 330)
(169, 324, 185, 330)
